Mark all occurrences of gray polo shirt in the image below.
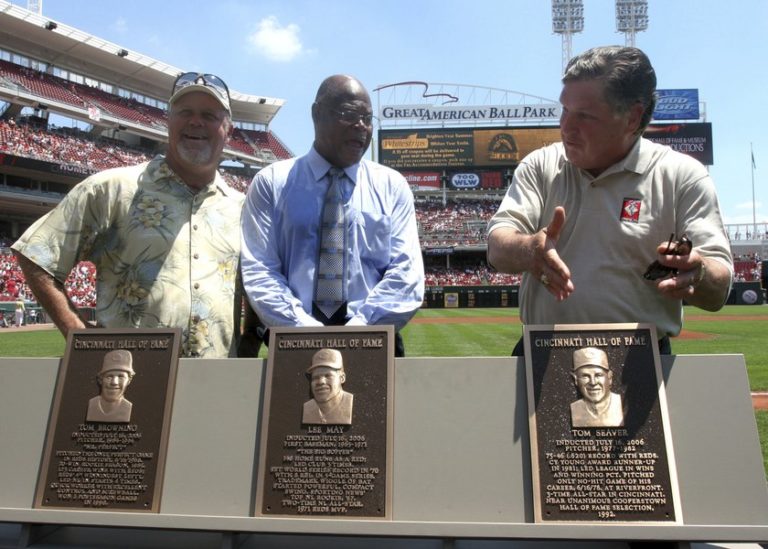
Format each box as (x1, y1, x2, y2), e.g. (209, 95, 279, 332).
(488, 138, 732, 337)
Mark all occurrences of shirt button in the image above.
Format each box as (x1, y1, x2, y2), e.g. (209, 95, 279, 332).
(193, 224, 198, 230)
(193, 283, 200, 290)
(193, 253, 199, 259)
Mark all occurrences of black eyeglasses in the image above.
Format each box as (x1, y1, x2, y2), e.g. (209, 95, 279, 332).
(172, 72, 230, 104)
(325, 106, 374, 126)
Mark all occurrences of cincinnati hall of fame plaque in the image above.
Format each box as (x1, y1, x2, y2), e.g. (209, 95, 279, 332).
(34, 328, 181, 512)
(524, 323, 681, 523)
(255, 326, 394, 519)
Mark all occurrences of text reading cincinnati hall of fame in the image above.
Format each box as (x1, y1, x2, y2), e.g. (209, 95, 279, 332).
(35, 328, 180, 512)
(524, 323, 681, 523)
(256, 326, 394, 518)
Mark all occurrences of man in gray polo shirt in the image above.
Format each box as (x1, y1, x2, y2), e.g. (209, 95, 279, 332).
(487, 46, 733, 354)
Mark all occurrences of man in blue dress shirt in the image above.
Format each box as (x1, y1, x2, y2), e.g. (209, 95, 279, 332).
(241, 75, 424, 356)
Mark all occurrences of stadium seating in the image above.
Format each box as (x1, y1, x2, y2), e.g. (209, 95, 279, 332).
(0, 60, 86, 109)
(70, 83, 166, 129)
(0, 60, 291, 161)
(424, 266, 520, 286)
(0, 119, 153, 171)
(734, 255, 763, 282)
(1, 249, 96, 307)
(416, 199, 497, 247)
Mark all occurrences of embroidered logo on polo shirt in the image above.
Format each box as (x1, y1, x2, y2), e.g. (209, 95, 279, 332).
(621, 198, 641, 223)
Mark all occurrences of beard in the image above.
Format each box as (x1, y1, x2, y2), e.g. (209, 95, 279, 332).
(176, 140, 214, 165)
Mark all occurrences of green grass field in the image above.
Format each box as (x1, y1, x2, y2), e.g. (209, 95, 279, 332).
(3, 304, 767, 368)
(2, 305, 767, 473)
(403, 305, 768, 390)
(2, 304, 767, 387)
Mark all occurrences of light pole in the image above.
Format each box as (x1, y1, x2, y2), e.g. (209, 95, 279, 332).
(616, 0, 649, 47)
(552, 0, 584, 75)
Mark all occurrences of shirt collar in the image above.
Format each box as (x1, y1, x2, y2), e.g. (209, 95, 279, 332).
(149, 155, 239, 198)
(308, 146, 359, 184)
(618, 137, 647, 175)
(570, 137, 645, 182)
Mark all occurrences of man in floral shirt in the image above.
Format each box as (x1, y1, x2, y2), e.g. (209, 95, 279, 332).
(13, 72, 251, 358)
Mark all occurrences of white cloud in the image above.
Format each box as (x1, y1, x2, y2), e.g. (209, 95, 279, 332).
(736, 200, 763, 211)
(111, 17, 128, 35)
(247, 16, 304, 63)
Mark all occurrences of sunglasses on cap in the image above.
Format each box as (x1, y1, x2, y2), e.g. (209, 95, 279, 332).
(171, 72, 231, 105)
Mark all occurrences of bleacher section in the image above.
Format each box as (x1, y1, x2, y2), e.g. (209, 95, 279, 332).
(0, 59, 291, 162)
(1, 118, 152, 170)
(417, 199, 497, 248)
(70, 82, 165, 130)
(734, 255, 763, 282)
(235, 128, 293, 161)
(1, 250, 96, 306)
(0, 59, 85, 109)
(425, 266, 520, 286)
(0, 119, 253, 191)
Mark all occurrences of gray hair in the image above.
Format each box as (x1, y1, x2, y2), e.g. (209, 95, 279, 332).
(563, 46, 657, 134)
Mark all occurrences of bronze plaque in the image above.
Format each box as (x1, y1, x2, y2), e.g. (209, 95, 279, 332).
(524, 323, 681, 523)
(34, 329, 181, 512)
(255, 326, 394, 518)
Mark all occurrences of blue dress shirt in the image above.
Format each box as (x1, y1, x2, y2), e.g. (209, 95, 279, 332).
(241, 147, 425, 331)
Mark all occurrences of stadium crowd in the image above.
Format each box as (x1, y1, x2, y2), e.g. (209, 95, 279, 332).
(733, 253, 763, 282)
(0, 59, 166, 129)
(0, 119, 254, 192)
(0, 119, 151, 171)
(1, 249, 96, 306)
(425, 265, 521, 286)
(416, 199, 497, 247)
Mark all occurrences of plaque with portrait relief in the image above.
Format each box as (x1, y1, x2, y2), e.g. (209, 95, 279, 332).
(34, 328, 181, 512)
(524, 323, 682, 523)
(255, 326, 394, 519)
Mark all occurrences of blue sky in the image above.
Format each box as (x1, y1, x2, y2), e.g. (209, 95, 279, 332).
(15, 0, 768, 226)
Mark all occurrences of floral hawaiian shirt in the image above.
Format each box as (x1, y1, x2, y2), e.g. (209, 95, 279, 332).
(13, 156, 245, 357)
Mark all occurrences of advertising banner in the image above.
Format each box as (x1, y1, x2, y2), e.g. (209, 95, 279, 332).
(653, 89, 700, 121)
(450, 173, 480, 190)
(643, 123, 713, 165)
(401, 171, 441, 191)
(379, 127, 560, 170)
(380, 122, 713, 170)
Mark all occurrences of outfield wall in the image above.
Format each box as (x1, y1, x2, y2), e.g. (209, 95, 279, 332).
(726, 281, 765, 305)
(0, 284, 761, 320)
(422, 282, 764, 309)
(423, 285, 519, 308)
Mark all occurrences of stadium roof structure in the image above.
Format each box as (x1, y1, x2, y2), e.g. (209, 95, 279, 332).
(0, 0, 285, 126)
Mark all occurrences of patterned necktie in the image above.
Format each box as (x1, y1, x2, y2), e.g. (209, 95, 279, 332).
(314, 167, 347, 320)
